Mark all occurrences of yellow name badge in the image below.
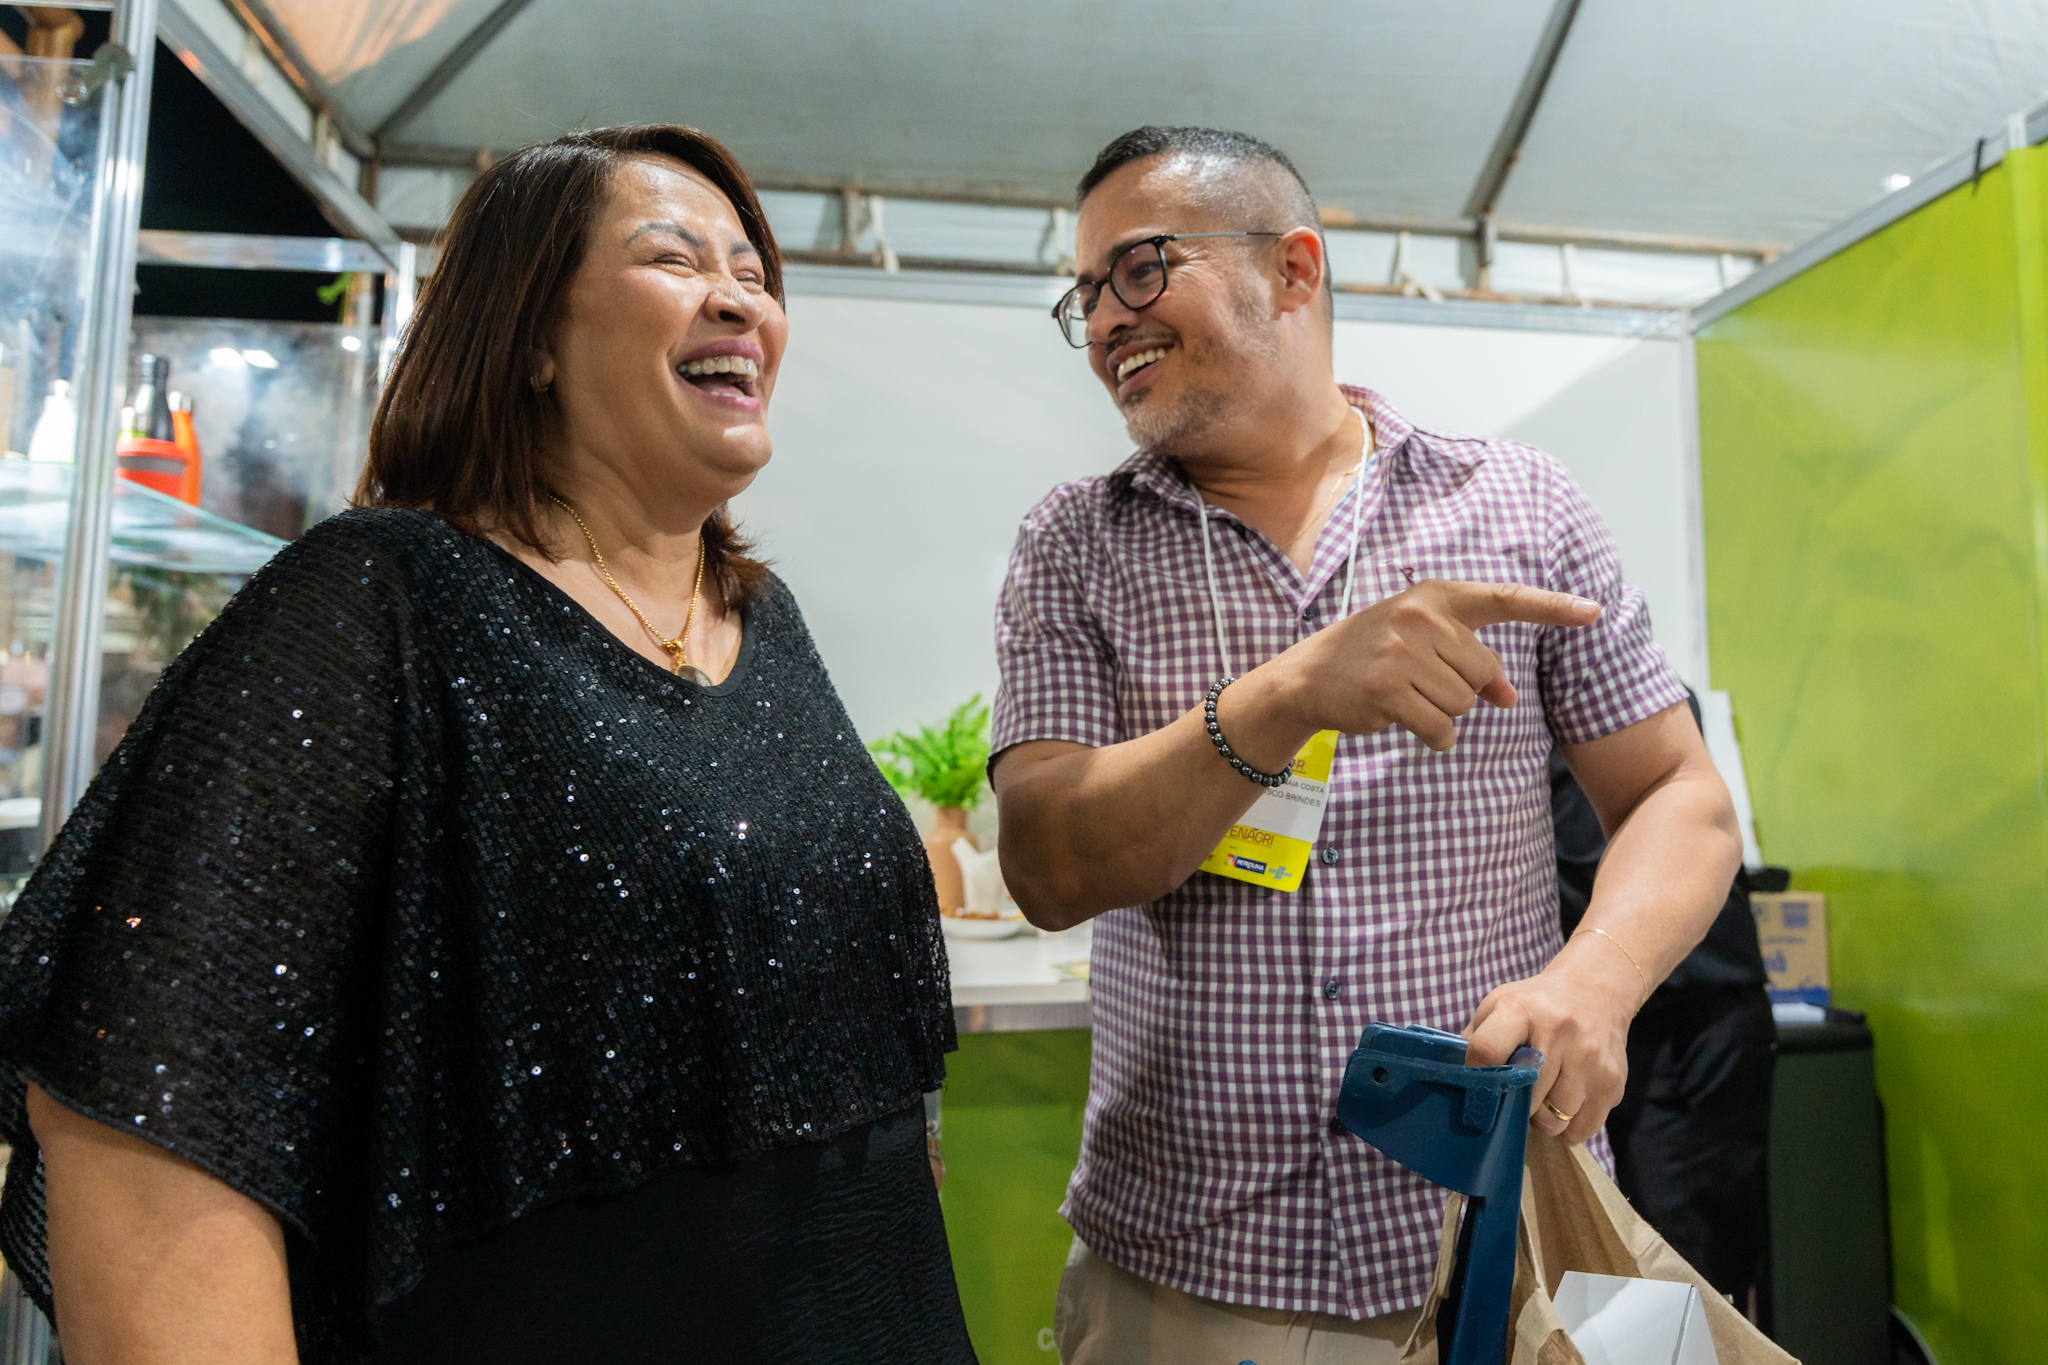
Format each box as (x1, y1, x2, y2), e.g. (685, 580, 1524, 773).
(1198, 729, 1340, 893)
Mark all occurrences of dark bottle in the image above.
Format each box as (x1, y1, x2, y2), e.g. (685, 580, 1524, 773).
(125, 354, 173, 442)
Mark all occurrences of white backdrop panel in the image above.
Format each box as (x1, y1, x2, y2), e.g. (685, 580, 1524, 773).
(739, 295, 1694, 743)
(1498, 339, 1696, 687)
(732, 297, 1126, 742)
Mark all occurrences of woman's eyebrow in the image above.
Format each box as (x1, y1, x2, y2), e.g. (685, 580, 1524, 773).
(625, 221, 703, 247)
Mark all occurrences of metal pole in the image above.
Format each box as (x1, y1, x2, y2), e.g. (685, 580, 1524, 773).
(1461, 0, 1583, 226)
(1677, 326, 1710, 693)
(0, 1270, 52, 1365)
(377, 240, 417, 388)
(39, 0, 160, 852)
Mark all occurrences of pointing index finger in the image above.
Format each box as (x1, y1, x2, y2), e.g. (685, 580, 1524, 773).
(1436, 580, 1602, 630)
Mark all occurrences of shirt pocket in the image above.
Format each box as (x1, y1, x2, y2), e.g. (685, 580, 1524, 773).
(1343, 550, 1549, 697)
(1346, 551, 1544, 610)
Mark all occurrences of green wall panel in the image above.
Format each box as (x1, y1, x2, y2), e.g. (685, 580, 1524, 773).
(940, 1029, 1091, 1364)
(1698, 148, 2048, 1365)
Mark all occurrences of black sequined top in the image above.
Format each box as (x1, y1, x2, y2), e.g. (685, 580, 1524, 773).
(0, 509, 955, 1356)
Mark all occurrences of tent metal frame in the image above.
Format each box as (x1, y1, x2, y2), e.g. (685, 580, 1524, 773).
(219, 0, 378, 159)
(136, 228, 390, 272)
(373, 0, 538, 142)
(134, 0, 2048, 317)
(1692, 99, 2048, 329)
(118, 225, 1690, 340)
(1463, 0, 1584, 289)
(189, 0, 1779, 316)
(375, 139, 1786, 262)
(158, 0, 401, 256)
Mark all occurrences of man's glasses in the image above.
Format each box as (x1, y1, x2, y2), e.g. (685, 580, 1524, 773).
(1051, 232, 1283, 348)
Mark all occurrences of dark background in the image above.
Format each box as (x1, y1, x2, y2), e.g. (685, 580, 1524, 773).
(2, 11, 345, 321)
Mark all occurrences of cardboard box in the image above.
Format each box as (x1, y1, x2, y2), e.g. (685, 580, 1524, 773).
(1752, 891, 1828, 1006)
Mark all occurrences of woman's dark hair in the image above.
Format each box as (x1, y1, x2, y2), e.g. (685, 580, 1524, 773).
(356, 124, 780, 606)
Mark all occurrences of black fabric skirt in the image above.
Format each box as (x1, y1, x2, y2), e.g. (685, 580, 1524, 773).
(372, 1104, 976, 1364)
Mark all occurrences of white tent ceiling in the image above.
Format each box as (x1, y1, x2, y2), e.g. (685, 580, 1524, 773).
(255, 0, 2048, 249)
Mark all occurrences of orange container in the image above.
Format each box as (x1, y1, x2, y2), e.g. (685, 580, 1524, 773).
(170, 394, 201, 505)
(116, 437, 190, 499)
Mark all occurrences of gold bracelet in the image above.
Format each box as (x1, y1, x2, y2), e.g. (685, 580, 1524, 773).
(1579, 926, 1651, 1011)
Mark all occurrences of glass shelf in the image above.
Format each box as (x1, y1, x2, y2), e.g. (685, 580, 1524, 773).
(0, 460, 285, 575)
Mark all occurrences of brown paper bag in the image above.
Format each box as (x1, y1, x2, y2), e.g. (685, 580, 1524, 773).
(1398, 1133, 1799, 1365)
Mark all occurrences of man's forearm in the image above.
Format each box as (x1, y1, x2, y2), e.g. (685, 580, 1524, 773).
(994, 579, 1602, 929)
(1560, 754, 1742, 996)
(994, 670, 1315, 928)
(1463, 717, 1741, 1142)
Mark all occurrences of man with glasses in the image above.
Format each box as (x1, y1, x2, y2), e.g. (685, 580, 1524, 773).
(990, 126, 1741, 1362)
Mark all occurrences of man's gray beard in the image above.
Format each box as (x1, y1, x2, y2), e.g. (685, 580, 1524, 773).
(1121, 293, 1280, 453)
(1121, 377, 1232, 452)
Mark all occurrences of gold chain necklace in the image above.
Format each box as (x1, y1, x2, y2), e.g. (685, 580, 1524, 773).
(551, 496, 704, 675)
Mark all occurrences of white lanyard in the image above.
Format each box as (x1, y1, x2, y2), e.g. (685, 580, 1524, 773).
(1186, 421, 1376, 894)
(1191, 443, 1375, 675)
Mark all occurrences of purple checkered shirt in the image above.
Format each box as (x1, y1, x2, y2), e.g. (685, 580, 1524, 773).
(990, 387, 1687, 1318)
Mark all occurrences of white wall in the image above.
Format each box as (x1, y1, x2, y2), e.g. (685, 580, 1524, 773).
(731, 294, 1127, 741)
(1497, 339, 1697, 688)
(737, 289, 1696, 746)
(1326, 322, 1698, 688)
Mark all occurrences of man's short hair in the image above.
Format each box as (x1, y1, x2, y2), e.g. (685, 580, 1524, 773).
(1076, 126, 1330, 310)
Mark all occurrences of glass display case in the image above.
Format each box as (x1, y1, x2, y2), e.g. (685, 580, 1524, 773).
(0, 462, 281, 882)
(1, 47, 299, 906)
(1, 15, 360, 1358)
(129, 316, 376, 538)
(1, 49, 108, 906)
(0, 55, 100, 463)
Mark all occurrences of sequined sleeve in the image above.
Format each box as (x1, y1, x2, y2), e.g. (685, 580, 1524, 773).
(0, 515, 413, 1321)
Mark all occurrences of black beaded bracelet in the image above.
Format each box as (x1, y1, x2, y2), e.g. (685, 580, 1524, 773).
(1204, 677, 1291, 788)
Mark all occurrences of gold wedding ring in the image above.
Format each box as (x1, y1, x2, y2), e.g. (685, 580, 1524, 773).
(1543, 1101, 1575, 1125)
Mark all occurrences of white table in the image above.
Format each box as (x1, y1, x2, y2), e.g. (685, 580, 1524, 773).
(945, 920, 1092, 1032)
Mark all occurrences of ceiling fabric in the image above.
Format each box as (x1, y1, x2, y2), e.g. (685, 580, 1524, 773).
(386, 0, 1555, 224)
(262, 0, 2048, 248)
(1499, 0, 2048, 242)
(263, 0, 507, 132)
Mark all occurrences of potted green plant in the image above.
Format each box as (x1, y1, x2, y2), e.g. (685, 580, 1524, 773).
(869, 696, 991, 912)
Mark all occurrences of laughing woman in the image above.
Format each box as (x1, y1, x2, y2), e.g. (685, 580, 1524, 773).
(0, 126, 974, 1364)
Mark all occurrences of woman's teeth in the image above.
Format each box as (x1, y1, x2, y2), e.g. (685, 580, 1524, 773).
(1116, 347, 1167, 381)
(678, 355, 759, 379)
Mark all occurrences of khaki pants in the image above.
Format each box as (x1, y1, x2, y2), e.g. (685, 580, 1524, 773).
(1055, 1238, 1422, 1365)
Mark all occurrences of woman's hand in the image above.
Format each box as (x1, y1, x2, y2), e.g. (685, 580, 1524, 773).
(29, 1083, 298, 1364)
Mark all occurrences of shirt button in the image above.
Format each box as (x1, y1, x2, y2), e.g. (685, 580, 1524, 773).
(1323, 978, 1342, 1000)
(1328, 1116, 1347, 1136)
(1320, 846, 1341, 866)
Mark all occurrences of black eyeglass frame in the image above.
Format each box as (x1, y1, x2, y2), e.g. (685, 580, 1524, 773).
(1051, 231, 1284, 348)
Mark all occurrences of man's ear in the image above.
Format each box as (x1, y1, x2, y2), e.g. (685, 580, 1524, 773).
(1274, 227, 1326, 317)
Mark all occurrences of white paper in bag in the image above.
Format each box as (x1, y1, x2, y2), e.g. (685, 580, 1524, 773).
(1554, 1271, 1719, 1365)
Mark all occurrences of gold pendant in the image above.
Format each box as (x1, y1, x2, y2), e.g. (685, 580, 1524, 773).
(663, 642, 711, 685)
